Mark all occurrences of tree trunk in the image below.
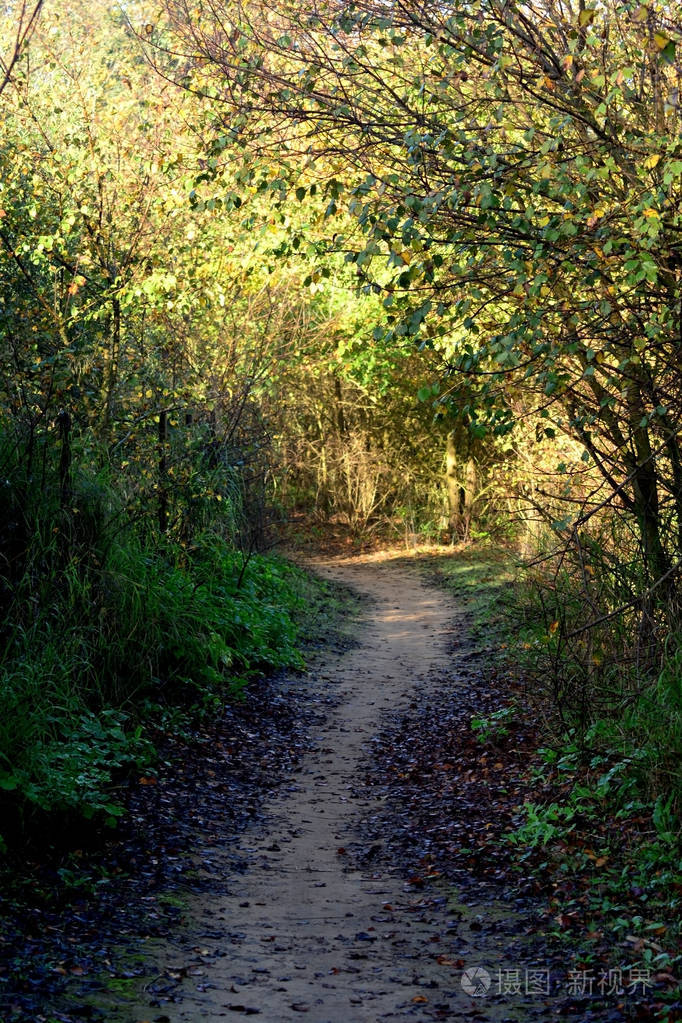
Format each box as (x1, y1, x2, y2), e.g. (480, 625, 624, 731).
(446, 430, 462, 538)
(628, 399, 669, 586)
(158, 409, 169, 535)
(57, 408, 72, 509)
(462, 457, 478, 541)
(102, 296, 120, 437)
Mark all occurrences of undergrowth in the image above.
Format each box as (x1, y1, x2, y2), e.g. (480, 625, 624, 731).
(423, 546, 682, 987)
(0, 433, 327, 854)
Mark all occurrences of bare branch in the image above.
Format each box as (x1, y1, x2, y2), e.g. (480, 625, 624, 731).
(0, 0, 45, 99)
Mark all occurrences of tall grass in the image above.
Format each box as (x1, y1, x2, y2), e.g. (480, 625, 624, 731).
(0, 430, 307, 850)
(428, 540, 682, 849)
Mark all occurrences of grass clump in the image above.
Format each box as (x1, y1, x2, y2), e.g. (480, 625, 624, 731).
(426, 545, 682, 978)
(0, 433, 319, 852)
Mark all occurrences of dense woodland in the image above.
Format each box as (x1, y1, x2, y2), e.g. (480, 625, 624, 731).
(0, 0, 681, 962)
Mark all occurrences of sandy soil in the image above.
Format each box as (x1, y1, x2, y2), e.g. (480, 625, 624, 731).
(109, 554, 542, 1022)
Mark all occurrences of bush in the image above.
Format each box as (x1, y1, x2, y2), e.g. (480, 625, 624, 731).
(0, 433, 308, 851)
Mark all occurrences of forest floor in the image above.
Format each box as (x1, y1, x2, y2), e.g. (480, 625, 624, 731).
(1, 550, 678, 1022)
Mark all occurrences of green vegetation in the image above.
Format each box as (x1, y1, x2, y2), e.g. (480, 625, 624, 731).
(0, 433, 314, 846)
(430, 547, 682, 979)
(1, 0, 682, 961)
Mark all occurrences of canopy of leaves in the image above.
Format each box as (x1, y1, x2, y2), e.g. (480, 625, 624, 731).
(153, 0, 682, 584)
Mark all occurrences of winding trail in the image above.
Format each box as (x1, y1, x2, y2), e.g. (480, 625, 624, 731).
(120, 554, 532, 1022)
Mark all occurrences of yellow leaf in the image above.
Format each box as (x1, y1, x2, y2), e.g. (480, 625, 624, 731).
(549, 620, 559, 634)
(644, 153, 661, 169)
(538, 214, 550, 227)
(67, 275, 86, 296)
(579, 7, 596, 27)
(653, 31, 672, 51)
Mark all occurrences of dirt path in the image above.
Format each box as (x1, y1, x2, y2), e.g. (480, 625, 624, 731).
(111, 554, 539, 1022)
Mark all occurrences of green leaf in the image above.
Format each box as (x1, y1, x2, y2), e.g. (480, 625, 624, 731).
(660, 39, 676, 65)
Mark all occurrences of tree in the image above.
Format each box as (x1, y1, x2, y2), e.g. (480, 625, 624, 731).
(0, 0, 43, 97)
(155, 0, 682, 595)
(0, 0, 295, 547)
